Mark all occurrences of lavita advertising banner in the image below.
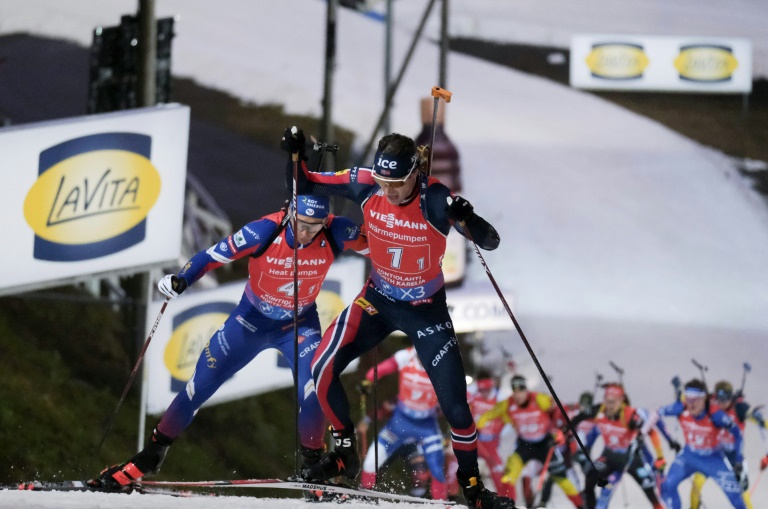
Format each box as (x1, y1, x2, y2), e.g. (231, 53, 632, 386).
(570, 35, 752, 93)
(144, 257, 366, 415)
(0, 105, 190, 296)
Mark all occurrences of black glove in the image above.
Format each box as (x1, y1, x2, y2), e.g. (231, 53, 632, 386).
(668, 439, 682, 453)
(447, 195, 474, 223)
(157, 274, 188, 299)
(280, 126, 307, 160)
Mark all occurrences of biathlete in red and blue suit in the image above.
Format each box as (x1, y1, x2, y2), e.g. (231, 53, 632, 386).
(92, 195, 367, 490)
(280, 128, 515, 509)
(657, 378, 746, 509)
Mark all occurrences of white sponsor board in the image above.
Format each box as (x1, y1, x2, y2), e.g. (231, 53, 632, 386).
(0, 105, 190, 295)
(145, 256, 365, 415)
(571, 35, 752, 93)
(446, 282, 514, 333)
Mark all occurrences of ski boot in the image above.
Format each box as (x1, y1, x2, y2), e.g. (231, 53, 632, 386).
(457, 469, 517, 509)
(301, 428, 360, 482)
(90, 428, 173, 491)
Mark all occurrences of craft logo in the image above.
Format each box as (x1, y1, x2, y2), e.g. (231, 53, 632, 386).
(23, 132, 161, 261)
(585, 43, 649, 80)
(164, 302, 233, 392)
(674, 45, 738, 82)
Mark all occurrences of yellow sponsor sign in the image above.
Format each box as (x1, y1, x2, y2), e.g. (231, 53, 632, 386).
(586, 43, 649, 80)
(23, 132, 161, 261)
(674, 45, 738, 82)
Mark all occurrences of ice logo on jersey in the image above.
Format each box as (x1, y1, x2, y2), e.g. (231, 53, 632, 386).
(23, 132, 161, 261)
(259, 301, 274, 314)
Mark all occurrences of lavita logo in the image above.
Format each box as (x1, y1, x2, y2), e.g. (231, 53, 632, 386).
(23, 132, 161, 261)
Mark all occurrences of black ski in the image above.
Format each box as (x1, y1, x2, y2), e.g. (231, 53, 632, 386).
(10, 480, 205, 498)
(138, 477, 457, 505)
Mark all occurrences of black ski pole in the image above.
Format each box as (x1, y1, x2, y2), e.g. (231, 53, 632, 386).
(737, 362, 752, 398)
(609, 361, 625, 386)
(291, 127, 301, 476)
(455, 202, 607, 487)
(94, 297, 170, 456)
(691, 358, 709, 389)
(426, 86, 452, 176)
(592, 372, 604, 400)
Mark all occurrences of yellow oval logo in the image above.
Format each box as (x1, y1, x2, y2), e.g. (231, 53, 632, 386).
(164, 309, 231, 382)
(23, 132, 161, 261)
(674, 45, 738, 82)
(586, 43, 649, 80)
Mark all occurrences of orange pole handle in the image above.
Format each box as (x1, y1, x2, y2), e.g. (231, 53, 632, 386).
(431, 85, 452, 103)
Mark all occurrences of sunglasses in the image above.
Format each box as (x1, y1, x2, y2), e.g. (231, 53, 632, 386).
(373, 170, 414, 189)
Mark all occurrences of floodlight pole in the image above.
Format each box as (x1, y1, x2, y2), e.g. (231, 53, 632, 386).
(321, 0, 337, 171)
(135, 0, 157, 452)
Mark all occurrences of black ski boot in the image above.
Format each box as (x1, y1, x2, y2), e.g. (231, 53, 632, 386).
(301, 429, 360, 482)
(90, 428, 173, 491)
(457, 470, 517, 509)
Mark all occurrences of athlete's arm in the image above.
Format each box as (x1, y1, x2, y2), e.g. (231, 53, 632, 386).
(424, 181, 500, 250)
(712, 409, 744, 462)
(478, 399, 512, 428)
(178, 218, 280, 286)
(327, 216, 369, 256)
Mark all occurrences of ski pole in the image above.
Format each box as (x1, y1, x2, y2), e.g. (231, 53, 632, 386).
(536, 445, 555, 491)
(592, 372, 604, 400)
(426, 85, 452, 176)
(750, 469, 763, 496)
(289, 127, 303, 476)
(737, 361, 751, 398)
(94, 297, 170, 456)
(609, 361, 625, 386)
(454, 201, 607, 487)
(691, 358, 709, 389)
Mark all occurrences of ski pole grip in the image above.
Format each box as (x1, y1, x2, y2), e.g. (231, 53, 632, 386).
(431, 86, 452, 103)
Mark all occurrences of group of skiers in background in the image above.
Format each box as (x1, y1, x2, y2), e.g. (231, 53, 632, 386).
(358, 347, 768, 509)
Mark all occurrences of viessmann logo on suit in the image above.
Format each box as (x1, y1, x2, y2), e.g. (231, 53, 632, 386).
(23, 132, 161, 261)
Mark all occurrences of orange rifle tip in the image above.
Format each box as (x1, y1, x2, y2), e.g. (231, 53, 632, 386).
(431, 86, 452, 102)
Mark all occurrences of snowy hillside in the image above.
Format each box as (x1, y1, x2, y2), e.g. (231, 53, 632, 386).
(2, 1, 768, 508)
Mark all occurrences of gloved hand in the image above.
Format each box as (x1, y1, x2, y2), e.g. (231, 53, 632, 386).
(671, 376, 681, 391)
(733, 462, 744, 483)
(550, 429, 566, 447)
(446, 195, 474, 223)
(667, 439, 682, 453)
(158, 274, 188, 299)
(761, 454, 768, 471)
(357, 380, 372, 395)
(280, 126, 307, 160)
(653, 457, 666, 475)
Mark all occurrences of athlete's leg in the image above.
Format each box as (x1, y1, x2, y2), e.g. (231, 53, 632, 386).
(690, 472, 706, 509)
(499, 451, 524, 500)
(158, 300, 268, 438)
(661, 452, 698, 509)
(311, 286, 393, 431)
(627, 453, 663, 509)
(398, 292, 476, 477)
(274, 315, 327, 450)
(697, 454, 746, 509)
(360, 414, 406, 488)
